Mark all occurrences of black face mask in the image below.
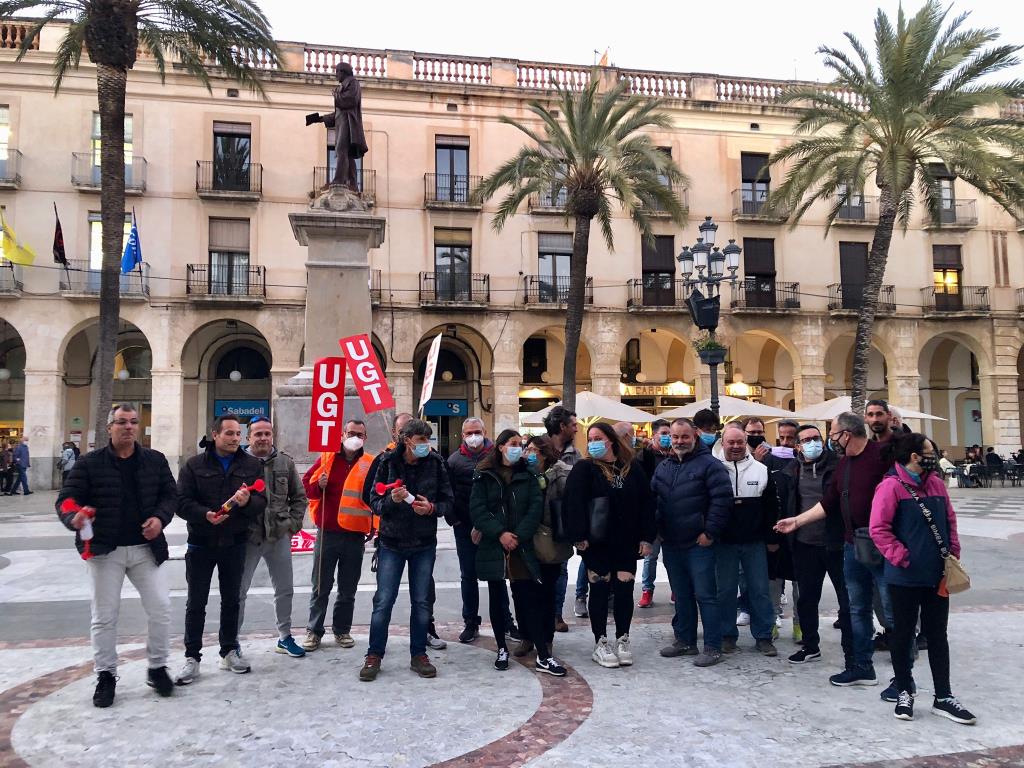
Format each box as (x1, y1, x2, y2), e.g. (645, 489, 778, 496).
(746, 435, 766, 450)
(918, 456, 938, 474)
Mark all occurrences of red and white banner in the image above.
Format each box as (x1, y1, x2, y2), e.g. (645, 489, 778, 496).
(290, 529, 318, 553)
(418, 332, 443, 414)
(338, 334, 394, 413)
(309, 357, 346, 452)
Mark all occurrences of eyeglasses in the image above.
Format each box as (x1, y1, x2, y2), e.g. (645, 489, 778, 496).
(828, 429, 849, 441)
(111, 419, 140, 427)
(798, 436, 822, 445)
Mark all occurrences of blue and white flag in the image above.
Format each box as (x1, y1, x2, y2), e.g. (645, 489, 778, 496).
(120, 209, 142, 274)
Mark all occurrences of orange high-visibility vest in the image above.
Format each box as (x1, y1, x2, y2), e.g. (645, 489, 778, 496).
(307, 451, 378, 533)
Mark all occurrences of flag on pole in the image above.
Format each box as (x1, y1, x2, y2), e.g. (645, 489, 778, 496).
(120, 209, 142, 274)
(53, 203, 68, 266)
(0, 211, 36, 265)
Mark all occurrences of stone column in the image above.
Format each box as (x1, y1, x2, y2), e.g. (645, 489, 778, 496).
(793, 369, 826, 410)
(387, 362, 416, 418)
(888, 372, 921, 413)
(693, 370, 712, 402)
(979, 373, 1021, 454)
(492, 370, 521, 433)
(279, 194, 387, 469)
(22, 368, 63, 489)
(150, 369, 184, 474)
(590, 372, 622, 400)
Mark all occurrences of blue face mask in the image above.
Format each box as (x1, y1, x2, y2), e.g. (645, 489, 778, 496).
(412, 443, 430, 459)
(659, 434, 671, 449)
(801, 439, 823, 461)
(699, 433, 717, 447)
(525, 453, 539, 466)
(588, 440, 608, 459)
(506, 446, 523, 463)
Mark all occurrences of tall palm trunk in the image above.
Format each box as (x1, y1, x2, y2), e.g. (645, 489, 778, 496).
(562, 215, 592, 411)
(91, 62, 128, 446)
(850, 185, 897, 413)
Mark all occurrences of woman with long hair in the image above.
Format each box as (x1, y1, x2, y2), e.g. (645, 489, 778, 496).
(870, 432, 976, 725)
(565, 422, 656, 668)
(470, 429, 566, 676)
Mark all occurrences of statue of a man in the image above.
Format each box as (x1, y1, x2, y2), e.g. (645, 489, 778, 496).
(306, 62, 368, 192)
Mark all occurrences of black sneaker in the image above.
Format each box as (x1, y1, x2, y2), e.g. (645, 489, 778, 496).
(146, 666, 174, 697)
(788, 648, 821, 664)
(506, 623, 521, 642)
(458, 623, 479, 644)
(93, 671, 116, 708)
(873, 631, 889, 651)
(494, 648, 510, 671)
(829, 667, 877, 686)
(932, 696, 977, 725)
(894, 690, 914, 720)
(916, 633, 928, 651)
(833, 618, 841, 629)
(535, 656, 567, 677)
(881, 676, 916, 702)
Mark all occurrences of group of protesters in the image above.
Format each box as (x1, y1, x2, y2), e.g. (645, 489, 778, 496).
(56, 397, 975, 725)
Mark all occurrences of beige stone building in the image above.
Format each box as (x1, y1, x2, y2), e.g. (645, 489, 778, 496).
(2, 19, 1023, 487)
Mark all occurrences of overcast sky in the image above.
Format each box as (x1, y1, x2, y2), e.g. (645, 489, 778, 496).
(257, 0, 1024, 82)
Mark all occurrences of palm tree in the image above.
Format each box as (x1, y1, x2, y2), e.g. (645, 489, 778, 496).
(1, 0, 279, 444)
(765, 0, 1024, 413)
(476, 75, 688, 410)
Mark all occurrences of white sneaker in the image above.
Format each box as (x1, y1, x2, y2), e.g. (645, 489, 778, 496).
(592, 636, 620, 668)
(616, 634, 633, 666)
(736, 611, 751, 627)
(174, 657, 200, 686)
(219, 649, 251, 674)
(775, 616, 783, 629)
(426, 633, 448, 650)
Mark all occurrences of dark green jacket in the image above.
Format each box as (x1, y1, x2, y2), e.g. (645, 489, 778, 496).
(469, 463, 543, 582)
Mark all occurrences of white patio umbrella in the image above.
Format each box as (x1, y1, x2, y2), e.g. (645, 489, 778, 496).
(521, 390, 657, 427)
(657, 396, 804, 421)
(798, 395, 946, 422)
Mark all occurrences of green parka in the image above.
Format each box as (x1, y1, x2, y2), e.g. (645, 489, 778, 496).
(469, 463, 543, 582)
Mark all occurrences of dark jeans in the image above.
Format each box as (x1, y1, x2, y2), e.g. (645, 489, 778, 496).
(367, 543, 435, 659)
(453, 524, 482, 625)
(889, 583, 952, 698)
(717, 542, 775, 642)
(792, 540, 853, 663)
(511, 578, 553, 658)
(183, 541, 247, 661)
(307, 529, 365, 637)
(843, 543, 893, 671)
(11, 467, 29, 494)
(662, 542, 721, 650)
(575, 559, 588, 600)
(555, 560, 569, 618)
(0, 468, 13, 493)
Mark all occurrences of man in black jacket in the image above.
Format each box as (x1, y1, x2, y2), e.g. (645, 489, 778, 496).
(57, 404, 178, 708)
(360, 419, 454, 682)
(175, 413, 266, 685)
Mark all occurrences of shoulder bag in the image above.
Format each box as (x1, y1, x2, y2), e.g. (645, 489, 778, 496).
(846, 460, 884, 567)
(897, 479, 970, 594)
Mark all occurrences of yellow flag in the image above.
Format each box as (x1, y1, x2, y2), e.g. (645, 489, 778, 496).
(0, 213, 36, 265)
(598, 48, 610, 67)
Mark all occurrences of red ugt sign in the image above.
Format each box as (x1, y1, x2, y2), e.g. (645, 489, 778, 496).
(339, 334, 394, 413)
(309, 357, 346, 452)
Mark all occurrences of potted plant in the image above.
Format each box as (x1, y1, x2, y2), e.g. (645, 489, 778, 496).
(693, 331, 728, 366)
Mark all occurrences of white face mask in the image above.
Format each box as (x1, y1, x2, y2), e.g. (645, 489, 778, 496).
(464, 434, 484, 449)
(343, 436, 364, 452)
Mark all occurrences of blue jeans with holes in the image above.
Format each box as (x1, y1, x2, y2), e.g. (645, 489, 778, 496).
(662, 542, 721, 650)
(843, 543, 893, 672)
(716, 542, 775, 642)
(367, 543, 436, 659)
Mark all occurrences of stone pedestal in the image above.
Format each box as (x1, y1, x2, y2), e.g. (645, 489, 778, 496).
(277, 191, 388, 470)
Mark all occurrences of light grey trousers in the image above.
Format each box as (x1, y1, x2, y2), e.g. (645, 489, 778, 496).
(238, 536, 295, 640)
(88, 544, 170, 673)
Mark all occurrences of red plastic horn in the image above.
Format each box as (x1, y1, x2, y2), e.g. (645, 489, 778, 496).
(374, 478, 404, 495)
(249, 479, 266, 493)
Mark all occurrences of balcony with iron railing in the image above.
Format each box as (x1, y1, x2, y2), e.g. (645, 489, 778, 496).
(59, 259, 150, 300)
(923, 199, 978, 230)
(731, 189, 790, 223)
(827, 283, 895, 315)
(186, 264, 266, 303)
(626, 277, 689, 311)
(72, 153, 147, 194)
(729, 279, 801, 312)
(528, 187, 568, 215)
(370, 268, 382, 306)
(833, 195, 880, 225)
(0, 261, 23, 295)
(522, 275, 593, 306)
(312, 167, 376, 206)
(646, 184, 689, 217)
(921, 285, 989, 316)
(196, 161, 262, 200)
(0, 148, 22, 188)
(424, 173, 483, 210)
(419, 272, 489, 306)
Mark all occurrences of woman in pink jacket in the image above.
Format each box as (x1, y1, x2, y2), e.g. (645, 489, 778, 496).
(870, 432, 975, 726)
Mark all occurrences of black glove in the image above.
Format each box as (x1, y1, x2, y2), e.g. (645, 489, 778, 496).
(305, 112, 322, 126)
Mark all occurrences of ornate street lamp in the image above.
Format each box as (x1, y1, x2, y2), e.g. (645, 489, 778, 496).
(678, 216, 741, 417)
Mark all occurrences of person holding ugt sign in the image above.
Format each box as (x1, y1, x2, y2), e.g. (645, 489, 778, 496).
(175, 413, 267, 685)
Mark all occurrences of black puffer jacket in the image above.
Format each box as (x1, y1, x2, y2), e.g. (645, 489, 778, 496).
(56, 443, 177, 564)
(650, 443, 733, 546)
(177, 447, 267, 547)
(446, 441, 493, 526)
(370, 448, 454, 549)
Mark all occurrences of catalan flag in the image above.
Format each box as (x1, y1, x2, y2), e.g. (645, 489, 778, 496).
(0, 211, 35, 265)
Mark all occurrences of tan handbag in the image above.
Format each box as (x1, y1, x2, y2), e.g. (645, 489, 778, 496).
(943, 554, 971, 594)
